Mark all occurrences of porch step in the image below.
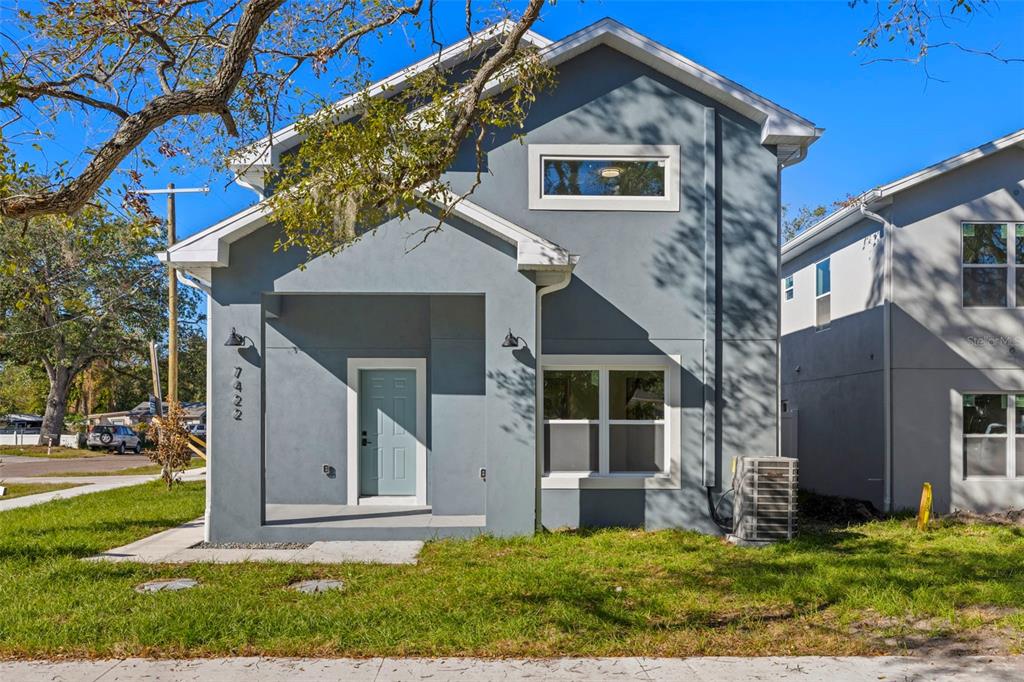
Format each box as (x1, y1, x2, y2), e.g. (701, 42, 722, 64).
(261, 504, 486, 542)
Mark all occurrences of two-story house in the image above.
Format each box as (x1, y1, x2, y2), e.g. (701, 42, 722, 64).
(781, 129, 1024, 514)
(163, 18, 821, 543)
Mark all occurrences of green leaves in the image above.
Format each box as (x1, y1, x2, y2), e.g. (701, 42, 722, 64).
(270, 42, 554, 259)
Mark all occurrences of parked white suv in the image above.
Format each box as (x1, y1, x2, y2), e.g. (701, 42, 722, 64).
(87, 425, 142, 454)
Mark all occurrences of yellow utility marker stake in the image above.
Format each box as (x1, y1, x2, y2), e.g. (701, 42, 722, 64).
(917, 482, 933, 531)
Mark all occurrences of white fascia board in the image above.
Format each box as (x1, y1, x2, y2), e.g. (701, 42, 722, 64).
(782, 128, 1024, 264)
(162, 189, 574, 276)
(480, 18, 820, 148)
(427, 190, 573, 271)
(232, 18, 820, 179)
(230, 22, 551, 171)
(162, 201, 272, 272)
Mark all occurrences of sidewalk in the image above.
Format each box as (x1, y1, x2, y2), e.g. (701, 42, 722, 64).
(0, 468, 205, 512)
(0, 656, 1020, 681)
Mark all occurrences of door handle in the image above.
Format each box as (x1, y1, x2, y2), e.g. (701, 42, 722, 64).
(362, 437, 372, 446)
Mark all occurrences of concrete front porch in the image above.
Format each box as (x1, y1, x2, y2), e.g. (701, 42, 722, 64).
(262, 504, 486, 541)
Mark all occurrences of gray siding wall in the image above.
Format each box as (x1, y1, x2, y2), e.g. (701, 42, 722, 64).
(209, 43, 784, 538)
(888, 146, 1024, 512)
(263, 294, 486, 515)
(208, 214, 536, 541)
(780, 218, 886, 506)
(780, 145, 1024, 513)
(441, 46, 781, 528)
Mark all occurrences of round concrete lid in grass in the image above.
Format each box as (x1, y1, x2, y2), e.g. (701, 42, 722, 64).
(135, 578, 199, 593)
(289, 579, 345, 594)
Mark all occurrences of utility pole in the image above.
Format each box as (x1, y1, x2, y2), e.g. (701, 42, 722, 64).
(166, 183, 177, 403)
(137, 184, 209, 406)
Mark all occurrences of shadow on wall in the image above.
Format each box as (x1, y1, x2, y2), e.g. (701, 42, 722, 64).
(487, 346, 537, 446)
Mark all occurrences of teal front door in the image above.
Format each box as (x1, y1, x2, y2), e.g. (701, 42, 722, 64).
(359, 369, 417, 497)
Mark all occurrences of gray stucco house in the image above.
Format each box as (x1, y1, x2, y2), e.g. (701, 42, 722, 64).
(781, 129, 1024, 514)
(164, 18, 821, 542)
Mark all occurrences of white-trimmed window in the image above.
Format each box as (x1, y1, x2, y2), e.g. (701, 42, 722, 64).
(815, 257, 831, 329)
(961, 222, 1024, 308)
(962, 393, 1024, 478)
(528, 144, 680, 211)
(542, 355, 681, 489)
(783, 275, 794, 301)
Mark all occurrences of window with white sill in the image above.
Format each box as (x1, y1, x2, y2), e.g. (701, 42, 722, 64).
(528, 144, 680, 211)
(543, 360, 671, 478)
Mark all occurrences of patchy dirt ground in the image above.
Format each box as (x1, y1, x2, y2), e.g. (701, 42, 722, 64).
(943, 508, 1024, 526)
(850, 606, 1023, 656)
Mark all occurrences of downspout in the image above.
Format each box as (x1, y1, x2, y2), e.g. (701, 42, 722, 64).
(173, 265, 213, 540)
(776, 146, 808, 459)
(534, 268, 574, 532)
(859, 204, 894, 512)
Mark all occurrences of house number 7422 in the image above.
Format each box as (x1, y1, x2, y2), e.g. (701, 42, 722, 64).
(233, 366, 243, 420)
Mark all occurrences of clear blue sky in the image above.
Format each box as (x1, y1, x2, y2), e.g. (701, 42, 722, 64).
(124, 0, 1024, 239)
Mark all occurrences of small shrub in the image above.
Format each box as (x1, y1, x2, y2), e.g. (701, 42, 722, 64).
(149, 401, 193, 488)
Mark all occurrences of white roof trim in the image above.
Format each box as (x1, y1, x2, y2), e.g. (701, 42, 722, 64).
(230, 21, 551, 174)
(495, 18, 820, 147)
(782, 128, 1024, 263)
(233, 18, 821, 184)
(160, 191, 574, 277)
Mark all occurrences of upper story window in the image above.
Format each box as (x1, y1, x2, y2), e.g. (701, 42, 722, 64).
(528, 144, 680, 211)
(962, 222, 1024, 308)
(815, 258, 831, 329)
(783, 275, 794, 301)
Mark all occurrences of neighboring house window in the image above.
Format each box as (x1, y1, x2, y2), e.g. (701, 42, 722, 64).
(542, 360, 671, 477)
(962, 394, 1024, 478)
(961, 222, 1024, 307)
(783, 275, 794, 301)
(528, 144, 680, 211)
(815, 258, 831, 329)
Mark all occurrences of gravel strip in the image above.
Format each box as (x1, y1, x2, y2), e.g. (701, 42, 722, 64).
(193, 542, 310, 550)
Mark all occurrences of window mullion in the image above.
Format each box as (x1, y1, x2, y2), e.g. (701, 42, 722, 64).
(599, 368, 610, 475)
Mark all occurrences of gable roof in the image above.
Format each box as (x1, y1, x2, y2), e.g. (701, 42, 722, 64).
(782, 128, 1024, 263)
(232, 17, 821, 191)
(160, 190, 575, 282)
(495, 18, 821, 148)
(230, 20, 552, 180)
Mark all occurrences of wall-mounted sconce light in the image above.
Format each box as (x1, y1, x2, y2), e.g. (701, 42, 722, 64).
(501, 328, 525, 349)
(224, 327, 253, 348)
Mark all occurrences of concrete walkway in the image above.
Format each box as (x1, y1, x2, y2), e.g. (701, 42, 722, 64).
(87, 516, 423, 564)
(0, 468, 205, 512)
(1, 656, 1020, 681)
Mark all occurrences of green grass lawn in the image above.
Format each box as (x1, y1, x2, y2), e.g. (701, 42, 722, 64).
(0, 482, 1022, 659)
(0, 481, 80, 499)
(41, 457, 205, 477)
(0, 445, 103, 459)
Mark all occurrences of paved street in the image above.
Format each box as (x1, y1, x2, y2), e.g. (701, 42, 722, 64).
(0, 656, 1021, 681)
(0, 453, 152, 477)
(0, 468, 206, 512)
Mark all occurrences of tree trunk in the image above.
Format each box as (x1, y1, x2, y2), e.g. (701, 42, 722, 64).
(39, 366, 74, 446)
